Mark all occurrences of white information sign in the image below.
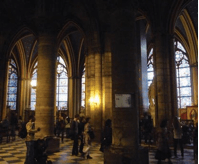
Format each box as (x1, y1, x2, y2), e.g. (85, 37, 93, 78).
(115, 94, 131, 108)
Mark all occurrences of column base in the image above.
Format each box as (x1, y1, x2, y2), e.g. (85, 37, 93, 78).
(104, 145, 148, 164)
(46, 137, 60, 154)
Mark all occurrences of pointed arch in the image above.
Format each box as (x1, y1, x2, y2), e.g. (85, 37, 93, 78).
(179, 9, 198, 65)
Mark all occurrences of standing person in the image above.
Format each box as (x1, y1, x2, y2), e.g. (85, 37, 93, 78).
(71, 114, 80, 156)
(57, 116, 65, 143)
(193, 122, 198, 163)
(25, 115, 41, 164)
(18, 116, 23, 130)
(100, 119, 112, 152)
(10, 112, 18, 140)
(83, 117, 92, 159)
(172, 116, 184, 158)
(143, 114, 153, 144)
(78, 116, 86, 154)
(155, 119, 172, 164)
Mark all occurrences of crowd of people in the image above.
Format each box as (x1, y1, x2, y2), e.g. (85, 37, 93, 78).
(54, 113, 112, 159)
(1, 110, 198, 163)
(139, 112, 198, 164)
(0, 111, 23, 142)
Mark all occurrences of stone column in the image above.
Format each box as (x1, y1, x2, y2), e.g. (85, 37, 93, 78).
(1, 59, 9, 120)
(86, 32, 102, 141)
(102, 33, 112, 123)
(68, 76, 75, 118)
(153, 32, 177, 125)
(68, 76, 80, 118)
(85, 44, 95, 118)
(191, 63, 198, 106)
(35, 33, 57, 138)
(0, 35, 6, 120)
(136, 20, 148, 116)
(104, 7, 148, 164)
(94, 38, 102, 141)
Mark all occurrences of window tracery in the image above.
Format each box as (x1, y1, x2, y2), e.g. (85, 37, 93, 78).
(7, 59, 18, 110)
(56, 56, 68, 110)
(175, 40, 192, 108)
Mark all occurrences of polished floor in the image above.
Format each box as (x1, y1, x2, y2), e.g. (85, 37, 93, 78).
(0, 136, 196, 164)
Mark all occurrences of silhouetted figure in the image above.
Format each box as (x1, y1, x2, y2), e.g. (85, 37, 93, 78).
(100, 119, 112, 152)
(56, 116, 65, 142)
(78, 116, 86, 154)
(155, 119, 172, 164)
(25, 115, 41, 164)
(71, 114, 80, 156)
(10, 112, 18, 140)
(83, 117, 92, 159)
(193, 122, 198, 162)
(143, 115, 153, 144)
(172, 116, 183, 158)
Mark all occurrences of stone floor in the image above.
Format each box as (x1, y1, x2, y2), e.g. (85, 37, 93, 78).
(0, 136, 196, 164)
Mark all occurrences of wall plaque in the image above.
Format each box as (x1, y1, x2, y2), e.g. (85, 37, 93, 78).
(115, 94, 131, 108)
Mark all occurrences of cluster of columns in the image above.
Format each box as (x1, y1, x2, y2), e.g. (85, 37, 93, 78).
(0, 2, 197, 164)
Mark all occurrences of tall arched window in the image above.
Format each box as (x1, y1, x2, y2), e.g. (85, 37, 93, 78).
(30, 62, 38, 110)
(147, 48, 154, 87)
(7, 59, 18, 110)
(175, 40, 192, 108)
(57, 56, 68, 110)
(81, 68, 85, 107)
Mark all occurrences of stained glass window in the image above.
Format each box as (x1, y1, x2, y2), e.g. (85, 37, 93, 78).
(175, 40, 192, 108)
(31, 62, 37, 110)
(81, 69, 85, 107)
(7, 59, 18, 110)
(147, 48, 154, 87)
(57, 56, 68, 110)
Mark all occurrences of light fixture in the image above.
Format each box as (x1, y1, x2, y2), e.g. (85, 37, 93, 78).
(89, 95, 100, 105)
(31, 80, 37, 89)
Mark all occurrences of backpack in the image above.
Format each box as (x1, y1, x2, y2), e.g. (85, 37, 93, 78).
(18, 122, 27, 139)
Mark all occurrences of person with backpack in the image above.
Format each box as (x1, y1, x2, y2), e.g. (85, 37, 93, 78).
(25, 115, 41, 164)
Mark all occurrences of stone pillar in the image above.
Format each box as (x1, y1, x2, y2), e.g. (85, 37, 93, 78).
(1, 60, 9, 120)
(86, 32, 102, 141)
(153, 32, 177, 125)
(94, 39, 102, 142)
(68, 76, 75, 118)
(191, 63, 198, 106)
(0, 35, 6, 120)
(168, 36, 178, 118)
(102, 33, 112, 124)
(136, 20, 148, 116)
(85, 52, 94, 117)
(34, 32, 59, 153)
(68, 76, 80, 118)
(104, 7, 148, 164)
(35, 33, 56, 137)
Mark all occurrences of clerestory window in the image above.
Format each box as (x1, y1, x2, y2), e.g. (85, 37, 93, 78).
(175, 40, 192, 108)
(81, 68, 85, 108)
(56, 56, 68, 110)
(147, 48, 154, 88)
(7, 59, 18, 110)
(30, 62, 37, 110)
